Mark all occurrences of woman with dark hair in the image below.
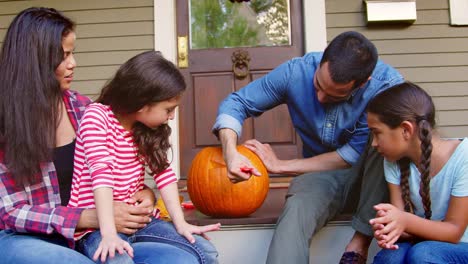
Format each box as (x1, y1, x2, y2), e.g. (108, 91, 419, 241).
(367, 82, 468, 263)
(0, 7, 204, 264)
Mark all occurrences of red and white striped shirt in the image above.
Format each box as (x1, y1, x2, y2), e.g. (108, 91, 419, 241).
(68, 103, 177, 239)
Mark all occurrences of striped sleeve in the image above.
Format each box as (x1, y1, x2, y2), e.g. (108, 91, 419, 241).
(78, 104, 114, 190)
(153, 167, 178, 190)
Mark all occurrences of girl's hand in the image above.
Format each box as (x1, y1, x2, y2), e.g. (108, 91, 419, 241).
(93, 233, 134, 262)
(175, 221, 221, 243)
(371, 209, 387, 241)
(370, 203, 407, 249)
(371, 209, 398, 249)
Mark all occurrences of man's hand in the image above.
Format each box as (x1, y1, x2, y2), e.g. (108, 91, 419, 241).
(243, 139, 283, 174)
(219, 128, 261, 183)
(225, 149, 261, 183)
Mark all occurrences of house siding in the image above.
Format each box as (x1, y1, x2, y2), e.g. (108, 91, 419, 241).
(326, 0, 468, 138)
(0, 0, 154, 99)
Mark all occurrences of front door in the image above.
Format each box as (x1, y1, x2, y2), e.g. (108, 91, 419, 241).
(176, 0, 304, 177)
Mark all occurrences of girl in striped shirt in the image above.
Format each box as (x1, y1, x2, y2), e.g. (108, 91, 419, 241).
(68, 51, 220, 263)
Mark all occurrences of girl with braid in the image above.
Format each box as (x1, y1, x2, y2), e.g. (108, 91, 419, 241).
(366, 82, 468, 263)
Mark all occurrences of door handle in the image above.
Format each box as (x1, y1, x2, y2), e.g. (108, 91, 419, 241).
(178, 36, 188, 68)
(232, 50, 250, 79)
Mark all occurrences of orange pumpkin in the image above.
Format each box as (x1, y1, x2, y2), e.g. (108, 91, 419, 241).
(187, 146, 269, 217)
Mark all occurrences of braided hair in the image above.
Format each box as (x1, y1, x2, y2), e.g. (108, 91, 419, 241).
(367, 82, 435, 219)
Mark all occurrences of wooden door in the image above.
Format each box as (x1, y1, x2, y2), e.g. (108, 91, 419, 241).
(176, 0, 303, 177)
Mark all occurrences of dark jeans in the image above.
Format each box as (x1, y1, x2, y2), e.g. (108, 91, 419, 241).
(266, 136, 388, 264)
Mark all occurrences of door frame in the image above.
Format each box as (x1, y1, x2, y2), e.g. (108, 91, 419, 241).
(153, 0, 327, 177)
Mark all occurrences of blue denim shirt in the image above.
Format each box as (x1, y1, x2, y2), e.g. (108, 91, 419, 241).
(213, 52, 403, 165)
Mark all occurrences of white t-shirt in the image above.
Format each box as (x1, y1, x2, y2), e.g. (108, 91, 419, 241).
(384, 138, 468, 243)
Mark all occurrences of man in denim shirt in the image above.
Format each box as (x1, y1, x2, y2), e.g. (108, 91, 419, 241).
(212, 31, 404, 264)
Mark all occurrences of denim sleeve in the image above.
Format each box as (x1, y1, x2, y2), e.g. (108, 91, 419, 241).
(212, 60, 293, 138)
(336, 111, 369, 165)
(337, 68, 404, 165)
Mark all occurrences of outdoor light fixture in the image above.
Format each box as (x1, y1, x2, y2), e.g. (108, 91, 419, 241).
(449, 0, 468, 25)
(364, 0, 416, 23)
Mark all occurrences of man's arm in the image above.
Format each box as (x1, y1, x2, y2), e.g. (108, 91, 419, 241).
(219, 128, 262, 183)
(275, 150, 350, 175)
(244, 138, 350, 175)
(214, 59, 304, 181)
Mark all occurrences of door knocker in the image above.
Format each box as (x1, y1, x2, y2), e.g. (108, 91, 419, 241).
(232, 50, 250, 80)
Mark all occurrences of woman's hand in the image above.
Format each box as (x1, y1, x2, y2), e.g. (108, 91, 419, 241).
(128, 186, 156, 212)
(78, 188, 155, 235)
(174, 221, 221, 243)
(113, 202, 152, 234)
(113, 188, 156, 234)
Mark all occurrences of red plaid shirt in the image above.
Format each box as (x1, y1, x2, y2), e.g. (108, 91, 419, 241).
(0, 90, 91, 248)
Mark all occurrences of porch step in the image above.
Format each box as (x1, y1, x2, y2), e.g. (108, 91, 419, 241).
(207, 222, 380, 264)
(181, 187, 380, 263)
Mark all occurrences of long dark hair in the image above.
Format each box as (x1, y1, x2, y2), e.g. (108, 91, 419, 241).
(97, 51, 186, 175)
(367, 82, 435, 219)
(321, 31, 378, 89)
(0, 7, 75, 186)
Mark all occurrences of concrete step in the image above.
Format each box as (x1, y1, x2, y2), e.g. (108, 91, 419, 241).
(181, 187, 380, 263)
(208, 222, 380, 264)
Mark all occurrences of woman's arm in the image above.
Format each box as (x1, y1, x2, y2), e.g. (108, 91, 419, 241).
(0, 168, 84, 241)
(76, 188, 154, 234)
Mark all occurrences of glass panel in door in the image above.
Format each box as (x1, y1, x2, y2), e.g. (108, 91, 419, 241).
(190, 0, 291, 49)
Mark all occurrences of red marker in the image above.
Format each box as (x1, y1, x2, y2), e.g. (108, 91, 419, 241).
(240, 166, 253, 173)
(181, 201, 195, 209)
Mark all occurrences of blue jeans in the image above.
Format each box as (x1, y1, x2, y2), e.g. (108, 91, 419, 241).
(76, 219, 218, 264)
(0, 229, 94, 264)
(373, 241, 468, 264)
